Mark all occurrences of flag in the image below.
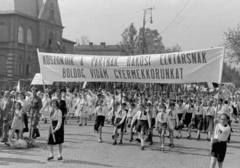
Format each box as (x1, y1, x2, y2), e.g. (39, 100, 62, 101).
(82, 81, 87, 89)
(17, 80, 20, 92)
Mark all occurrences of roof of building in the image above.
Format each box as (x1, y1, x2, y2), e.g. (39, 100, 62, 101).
(62, 38, 76, 44)
(0, 0, 62, 26)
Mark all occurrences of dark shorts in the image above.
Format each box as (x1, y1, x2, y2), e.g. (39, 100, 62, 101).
(185, 113, 192, 127)
(151, 118, 155, 127)
(195, 115, 203, 130)
(211, 140, 227, 162)
(96, 116, 105, 127)
(136, 120, 148, 133)
(158, 122, 167, 133)
(177, 113, 184, 129)
(115, 118, 126, 130)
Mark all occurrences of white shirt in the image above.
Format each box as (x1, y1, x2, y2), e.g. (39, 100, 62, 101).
(156, 111, 170, 123)
(131, 110, 151, 127)
(127, 108, 138, 118)
(115, 107, 127, 119)
(50, 108, 62, 131)
(93, 105, 108, 117)
(214, 123, 231, 141)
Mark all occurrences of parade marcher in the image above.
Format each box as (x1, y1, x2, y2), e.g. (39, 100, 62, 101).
(17, 92, 29, 137)
(205, 100, 215, 141)
(167, 103, 179, 147)
(79, 93, 88, 126)
(193, 99, 204, 140)
(184, 99, 194, 139)
(47, 99, 64, 161)
(175, 99, 186, 138)
(156, 104, 171, 151)
(93, 99, 107, 143)
(113, 102, 127, 145)
(0, 91, 13, 142)
(210, 114, 231, 168)
(128, 103, 138, 142)
(29, 87, 43, 139)
(146, 101, 156, 145)
(131, 104, 151, 150)
(6, 102, 24, 147)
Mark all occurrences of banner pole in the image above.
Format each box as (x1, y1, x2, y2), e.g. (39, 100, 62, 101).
(120, 82, 123, 105)
(209, 47, 225, 156)
(42, 80, 56, 143)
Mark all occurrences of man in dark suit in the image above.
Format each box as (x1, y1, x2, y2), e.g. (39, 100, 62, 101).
(30, 87, 43, 139)
(0, 91, 13, 142)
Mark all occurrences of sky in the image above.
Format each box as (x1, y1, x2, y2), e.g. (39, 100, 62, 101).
(59, 0, 240, 51)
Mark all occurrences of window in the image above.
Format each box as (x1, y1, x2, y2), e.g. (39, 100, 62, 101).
(48, 31, 54, 47)
(0, 25, 8, 42)
(26, 65, 31, 75)
(18, 26, 24, 43)
(27, 29, 32, 45)
(18, 64, 22, 75)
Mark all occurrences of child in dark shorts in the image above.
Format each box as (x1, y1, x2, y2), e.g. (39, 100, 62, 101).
(210, 114, 231, 168)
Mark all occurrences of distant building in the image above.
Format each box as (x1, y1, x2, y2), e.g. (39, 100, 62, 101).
(74, 42, 121, 56)
(0, 0, 75, 82)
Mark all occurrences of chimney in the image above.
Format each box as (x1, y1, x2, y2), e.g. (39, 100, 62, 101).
(89, 42, 93, 47)
(100, 42, 106, 47)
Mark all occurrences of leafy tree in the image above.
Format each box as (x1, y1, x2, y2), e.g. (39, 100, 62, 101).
(117, 23, 138, 55)
(75, 36, 90, 47)
(165, 44, 182, 53)
(222, 62, 240, 87)
(136, 28, 165, 54)
(223, 24, 240, 63)
(118, 23, 165, 55)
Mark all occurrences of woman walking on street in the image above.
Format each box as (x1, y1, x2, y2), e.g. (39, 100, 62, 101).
(5, 102, 24, 147)
(47, 99, 64, 161)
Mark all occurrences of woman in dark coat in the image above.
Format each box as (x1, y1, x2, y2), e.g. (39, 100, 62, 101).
(47, 99, 64, 161)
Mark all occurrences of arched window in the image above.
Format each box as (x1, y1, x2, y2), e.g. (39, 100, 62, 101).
(18, 26, 24, 43)
(27, 29, 32, 45)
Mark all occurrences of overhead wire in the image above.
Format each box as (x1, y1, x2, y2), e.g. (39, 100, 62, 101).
(161, 0, 201, 35)
(160, 0, 191, 34)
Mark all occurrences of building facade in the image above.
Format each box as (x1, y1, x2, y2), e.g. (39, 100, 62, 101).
(74, 42, 121, 56)
(0, 0, 75, 82)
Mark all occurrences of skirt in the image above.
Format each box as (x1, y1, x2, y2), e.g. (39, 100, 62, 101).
(47, 121, 64, 145)
(11, 117, 25, 130)
(206, 115, 214, 132)
(195, 115, 203, 130)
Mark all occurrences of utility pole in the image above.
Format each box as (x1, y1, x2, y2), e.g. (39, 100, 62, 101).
(142, 6, 155, 54)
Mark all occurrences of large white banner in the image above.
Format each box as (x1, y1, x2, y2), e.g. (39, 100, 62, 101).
(37, 47, 224, 83)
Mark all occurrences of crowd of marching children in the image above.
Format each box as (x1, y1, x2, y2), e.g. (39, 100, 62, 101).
(0, 85, 238, 167)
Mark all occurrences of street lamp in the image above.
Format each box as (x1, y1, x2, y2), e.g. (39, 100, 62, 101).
(142, 6, 155, 54)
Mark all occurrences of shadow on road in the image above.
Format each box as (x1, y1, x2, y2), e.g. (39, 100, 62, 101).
(63, 159, 114, 167)
(0, 157, 45, 164)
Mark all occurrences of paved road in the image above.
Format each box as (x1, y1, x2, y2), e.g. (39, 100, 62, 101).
(0, 118, 240, 168)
